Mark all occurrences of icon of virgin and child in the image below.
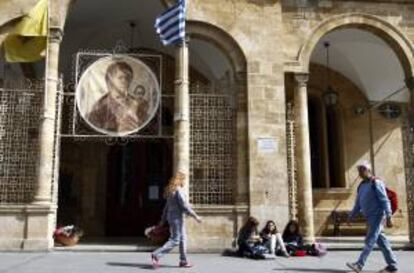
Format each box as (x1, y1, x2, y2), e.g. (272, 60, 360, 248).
(76, 56, 160, 136)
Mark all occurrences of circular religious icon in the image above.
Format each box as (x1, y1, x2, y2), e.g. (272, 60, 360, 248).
(76, 55, 160, 136)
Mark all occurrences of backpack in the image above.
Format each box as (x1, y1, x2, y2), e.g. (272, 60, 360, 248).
(386, 187, 398, 215)
(357, 177, 398, 215)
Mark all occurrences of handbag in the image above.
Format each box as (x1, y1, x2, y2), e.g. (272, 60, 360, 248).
(145, 224, 170, 245)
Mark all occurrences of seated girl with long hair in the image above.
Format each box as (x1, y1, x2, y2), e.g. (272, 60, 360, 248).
(259, 220, 289, 257)
(237, 216, 263, 258)
(282, 220, 304, 255)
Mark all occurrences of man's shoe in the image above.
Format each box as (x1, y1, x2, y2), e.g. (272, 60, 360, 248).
(179, 261, 194, 268)
(378, 266, 398, 273)
(346, 262, 363, 273)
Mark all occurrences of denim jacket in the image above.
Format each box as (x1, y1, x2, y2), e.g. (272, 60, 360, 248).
(349, 177, 392, 220)
(161, 188, 197, 223)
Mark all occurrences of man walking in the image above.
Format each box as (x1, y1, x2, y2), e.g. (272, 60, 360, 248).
(346, 161, 398, 273)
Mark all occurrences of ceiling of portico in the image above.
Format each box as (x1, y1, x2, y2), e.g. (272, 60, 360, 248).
(60, 0, 231, 83)
(310, 28, 409, 103)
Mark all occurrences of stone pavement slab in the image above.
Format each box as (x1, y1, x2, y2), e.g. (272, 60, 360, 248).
(0, 251, 413, 273)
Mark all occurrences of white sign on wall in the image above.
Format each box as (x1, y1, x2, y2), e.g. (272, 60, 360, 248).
(257, 138, 278, 154)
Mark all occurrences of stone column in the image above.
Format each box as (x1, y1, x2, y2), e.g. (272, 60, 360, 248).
(33, 28, 63, 205)
(235, 71, 249, 205)
(294, 73, 315, 243)
(405, 76, 414, 244)
(173, 40, 190, 195)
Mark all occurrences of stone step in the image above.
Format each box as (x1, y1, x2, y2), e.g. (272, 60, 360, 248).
(53, 237, 157, 252)
(316, 236, 413, 250)
(53, 236, 414, 252)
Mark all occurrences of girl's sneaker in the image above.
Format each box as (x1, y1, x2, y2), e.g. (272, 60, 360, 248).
(263, 253, 276, 259)
(151, 254, 159, 269)
(281, 251, 290, 258)
(179, 261, 194, 268)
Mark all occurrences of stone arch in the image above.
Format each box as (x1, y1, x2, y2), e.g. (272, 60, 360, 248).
(187, 20, 247, 74)
(297, 13, 414, 242)
(298, 13, 414, 79)
(185, 20, 249, 207)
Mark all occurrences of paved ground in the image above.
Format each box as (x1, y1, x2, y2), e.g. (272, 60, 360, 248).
(0, 251, 413, 273)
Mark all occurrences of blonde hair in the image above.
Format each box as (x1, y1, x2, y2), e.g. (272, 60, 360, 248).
(164, 172, 186, 198)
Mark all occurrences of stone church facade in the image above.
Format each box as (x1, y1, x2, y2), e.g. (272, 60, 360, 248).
(0, 0, 413, 250)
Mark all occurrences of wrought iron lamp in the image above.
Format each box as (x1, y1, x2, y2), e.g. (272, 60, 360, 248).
(322, 41, 339, 107)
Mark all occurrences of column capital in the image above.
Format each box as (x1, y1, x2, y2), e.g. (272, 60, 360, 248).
(405, 76, 414, 91)
(294, 73, 309, 86)
(49, 27, 64, 44)
(185, 35, 191, 43)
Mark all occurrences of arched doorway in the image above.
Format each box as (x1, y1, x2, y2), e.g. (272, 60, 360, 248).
(308, 27, 411, 236)
(56, 0, 248, 248)
(288, 14, 414, 240)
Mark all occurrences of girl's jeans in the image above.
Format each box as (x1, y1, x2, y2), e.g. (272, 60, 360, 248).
(357, 215, 397, 269)
(264, 233, 288, 254)
(152, 218, 187, 262)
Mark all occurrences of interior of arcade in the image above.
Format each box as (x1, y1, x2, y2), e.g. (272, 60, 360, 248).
(286, 27, 411, 236)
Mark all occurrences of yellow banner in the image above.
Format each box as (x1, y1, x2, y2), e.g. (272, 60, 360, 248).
(3, 0, 48, 63)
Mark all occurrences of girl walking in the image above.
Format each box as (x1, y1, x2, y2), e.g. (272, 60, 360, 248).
(151, 172, 202, 269)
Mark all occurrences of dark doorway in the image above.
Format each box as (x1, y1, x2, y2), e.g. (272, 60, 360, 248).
(308, 95, 345, 189)
(308, 97, 325, 188)
(325, 106, 343, 187)
(105, 140, 172, 236)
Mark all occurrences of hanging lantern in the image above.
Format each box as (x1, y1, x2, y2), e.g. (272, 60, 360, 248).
(323, 41, 339, 107)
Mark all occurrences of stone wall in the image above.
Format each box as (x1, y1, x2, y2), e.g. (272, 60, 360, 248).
(1, 0, 414, 250)
(187, 0, 290, 249)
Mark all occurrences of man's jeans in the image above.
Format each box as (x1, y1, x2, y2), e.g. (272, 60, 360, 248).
(153, 218, 187, 262)
(357, 215, 397, 269)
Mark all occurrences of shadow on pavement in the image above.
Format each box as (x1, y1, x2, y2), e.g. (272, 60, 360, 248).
(107, 262, 178, 270)
(273, 268, 351, 273)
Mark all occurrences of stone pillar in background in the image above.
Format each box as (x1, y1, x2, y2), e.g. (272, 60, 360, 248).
(173, 39, 190, 196)
(235, 71, 249, 205)
(33, 28, 63, 205)
(405, 76, 414, 244)
(294, 73, 315, 243)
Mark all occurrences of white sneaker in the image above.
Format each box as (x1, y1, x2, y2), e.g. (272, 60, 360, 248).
(346, 262, 362, 273)
(263, 253, 276, 259)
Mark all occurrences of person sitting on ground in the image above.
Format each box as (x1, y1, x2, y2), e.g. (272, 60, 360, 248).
(237, 216, 263, 258)
(282, 220, 304, 255)
(259, 220, 289, 257)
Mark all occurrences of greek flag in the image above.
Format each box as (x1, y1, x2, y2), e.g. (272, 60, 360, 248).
(155, 0, 186, 46)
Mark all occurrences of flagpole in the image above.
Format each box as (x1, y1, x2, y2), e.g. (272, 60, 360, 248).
(173, 36, 190, 197)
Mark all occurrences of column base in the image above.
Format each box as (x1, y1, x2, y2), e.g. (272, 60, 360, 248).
(187, 205, 248, 251)
(0, 204, 55, 251)
(303, 236, 316, 244)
